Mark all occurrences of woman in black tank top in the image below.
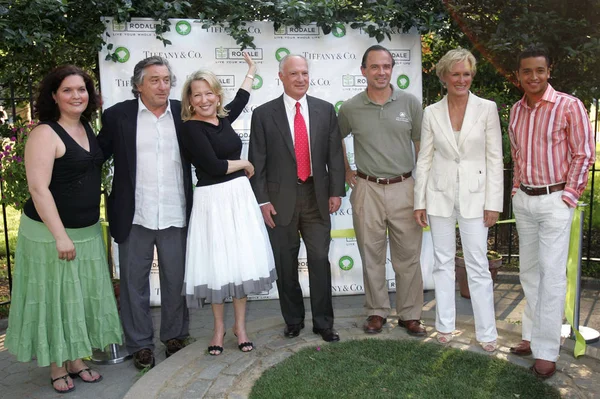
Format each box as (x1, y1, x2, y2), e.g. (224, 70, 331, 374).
(5, 66, 122, 393)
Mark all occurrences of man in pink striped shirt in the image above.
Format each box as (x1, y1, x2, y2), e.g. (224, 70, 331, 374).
(508, 46, 595, 379)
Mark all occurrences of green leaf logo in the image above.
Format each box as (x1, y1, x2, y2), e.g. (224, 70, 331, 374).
(332, 24, 346, 38)
(275, 47, 290, 61)
(252, 74, 263, 90)
(176, 21, 191, 36)
(338, 256, 354, 271)
(397, 74, 410, 89)
(114, 47, 130, 63)
(335, 100, 344, 114)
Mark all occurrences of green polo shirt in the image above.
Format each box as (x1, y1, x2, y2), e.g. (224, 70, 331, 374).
(338, 87, 422, 178)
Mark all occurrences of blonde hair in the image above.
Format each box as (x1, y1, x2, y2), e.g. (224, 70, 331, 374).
(180, 70, 228, 121)
(435, 48, 477, 82)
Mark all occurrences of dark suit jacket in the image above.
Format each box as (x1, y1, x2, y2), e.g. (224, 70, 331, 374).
(249, 95, 345, 226)
(96, 99, 193, 244)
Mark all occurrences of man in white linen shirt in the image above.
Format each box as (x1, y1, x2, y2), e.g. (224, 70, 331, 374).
(97, 56, 194, 370)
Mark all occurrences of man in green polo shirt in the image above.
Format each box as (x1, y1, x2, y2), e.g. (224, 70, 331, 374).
(338, 45, 425, 336)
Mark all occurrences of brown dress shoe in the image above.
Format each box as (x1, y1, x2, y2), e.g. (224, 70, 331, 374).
(133, 348, 155, 370)
(509, 340, 532, 356)
(363, 316, 387, 334)
(398, 319, 426, 336)
(531, 360, 556, 379)
(165, 338, 185, 358)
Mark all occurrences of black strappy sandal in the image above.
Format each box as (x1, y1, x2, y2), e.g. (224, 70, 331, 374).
(50, 375, 75, 394)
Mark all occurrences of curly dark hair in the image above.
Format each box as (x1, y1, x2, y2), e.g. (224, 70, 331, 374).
(35, 65, 101, 122)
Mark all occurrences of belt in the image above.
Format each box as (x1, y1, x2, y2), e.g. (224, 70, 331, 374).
(519, 182, 566, 196)
(297, 176, 314, 184)
(356, 170, 412, 185)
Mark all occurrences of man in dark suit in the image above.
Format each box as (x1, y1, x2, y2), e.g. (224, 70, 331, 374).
(97, 56, 193, 369)
(249, 54, 345, 342)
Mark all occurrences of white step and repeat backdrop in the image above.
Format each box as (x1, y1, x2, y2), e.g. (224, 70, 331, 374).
(99, 18, 434, 305)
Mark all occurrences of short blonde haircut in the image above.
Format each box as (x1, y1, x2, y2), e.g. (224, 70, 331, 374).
(435, 48, 477, 82)
(181, 70, 229, 121)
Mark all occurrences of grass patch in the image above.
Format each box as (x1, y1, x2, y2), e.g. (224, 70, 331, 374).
(250, 340, 559, 399)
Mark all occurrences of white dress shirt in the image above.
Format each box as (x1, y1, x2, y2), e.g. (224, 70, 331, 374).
(283, 93, 312, 176)
(133, 98, 186, 230)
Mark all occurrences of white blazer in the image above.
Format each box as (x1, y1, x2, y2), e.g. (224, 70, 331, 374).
(414, 93, 503, 218)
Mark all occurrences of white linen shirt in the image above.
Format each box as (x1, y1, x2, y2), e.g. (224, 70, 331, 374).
(133, 98, 186, 230)
(283, 93, 312, 176)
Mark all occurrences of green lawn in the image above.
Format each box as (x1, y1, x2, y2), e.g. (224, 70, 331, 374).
(250, 340, 560, 399)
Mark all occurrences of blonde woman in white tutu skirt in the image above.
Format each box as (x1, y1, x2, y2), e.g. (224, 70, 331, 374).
(180, 54, 276, 355)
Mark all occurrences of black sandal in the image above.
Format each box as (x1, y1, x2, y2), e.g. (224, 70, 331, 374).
(208, 331, 226, 356)
(50, 374, 75, 394)
(238, 341, 254, 352)
(68, 367, 103, 383)
(207, 345, 224, 356)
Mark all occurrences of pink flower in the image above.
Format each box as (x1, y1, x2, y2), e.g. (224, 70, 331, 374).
(316, 346, 321, 351)
(4, 145, 11, 151)
(10, 136, 16, 141)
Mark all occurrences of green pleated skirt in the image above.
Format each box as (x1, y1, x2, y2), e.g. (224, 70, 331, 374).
(5, 215, 123, 367)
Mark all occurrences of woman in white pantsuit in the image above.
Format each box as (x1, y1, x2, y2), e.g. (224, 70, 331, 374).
(413, 48, 503, 351)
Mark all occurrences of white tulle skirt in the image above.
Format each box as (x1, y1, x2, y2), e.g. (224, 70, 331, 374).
(183, 176, 277, 307)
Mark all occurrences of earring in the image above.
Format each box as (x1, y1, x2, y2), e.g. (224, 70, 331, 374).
(188, 104, 194, 114)
(217, 101, 221, 106)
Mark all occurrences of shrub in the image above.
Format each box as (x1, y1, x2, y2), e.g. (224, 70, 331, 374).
(0, 118, 35, 211)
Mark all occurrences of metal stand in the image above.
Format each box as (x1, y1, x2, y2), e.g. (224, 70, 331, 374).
(91, 342, 131, 365)
(561, 204, 600, 344)
(91, 220, 132, 364)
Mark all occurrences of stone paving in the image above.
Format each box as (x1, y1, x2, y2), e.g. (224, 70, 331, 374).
(0, 274, 599, 398)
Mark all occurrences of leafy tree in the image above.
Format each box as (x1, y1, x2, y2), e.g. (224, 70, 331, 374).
(445, 0, 600, 107)
(0, 0, 447, 98)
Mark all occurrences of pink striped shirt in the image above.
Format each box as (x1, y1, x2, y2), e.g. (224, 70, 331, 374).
(509, 84, 595, 207)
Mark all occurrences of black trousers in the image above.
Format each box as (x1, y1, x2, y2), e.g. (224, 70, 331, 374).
(267, 182, 334, 330)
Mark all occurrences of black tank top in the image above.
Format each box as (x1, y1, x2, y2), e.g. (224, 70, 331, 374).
(24, 121, 103, 228)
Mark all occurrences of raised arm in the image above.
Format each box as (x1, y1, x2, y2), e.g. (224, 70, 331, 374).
(240, 52, 257, 93)
(225, 52, 258, 122)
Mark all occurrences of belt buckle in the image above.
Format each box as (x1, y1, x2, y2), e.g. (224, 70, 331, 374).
(376, 177, 388, 185)
(525, 186, 534, 193)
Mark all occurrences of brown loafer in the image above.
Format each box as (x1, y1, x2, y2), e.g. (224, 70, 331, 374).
(363, 315, 387, 334)
(133, 348, 155, 370)
(398, 319, 426, 336)
(509, 340, 532, 356)
(165, 338, 185, 358)
(530, 362, 556, 379)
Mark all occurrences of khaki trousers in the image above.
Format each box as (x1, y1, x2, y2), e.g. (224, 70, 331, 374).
(350, 176, 424, 320)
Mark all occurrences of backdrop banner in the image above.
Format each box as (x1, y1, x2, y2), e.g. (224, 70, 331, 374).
(100, 18, 433, 305)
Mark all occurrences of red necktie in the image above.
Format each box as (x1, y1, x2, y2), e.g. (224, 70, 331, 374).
(294, 102, 310, 181)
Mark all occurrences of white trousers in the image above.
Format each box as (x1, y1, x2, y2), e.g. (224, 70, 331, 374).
(512, 190, 574, 362)
(429, 205, 498, 343)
